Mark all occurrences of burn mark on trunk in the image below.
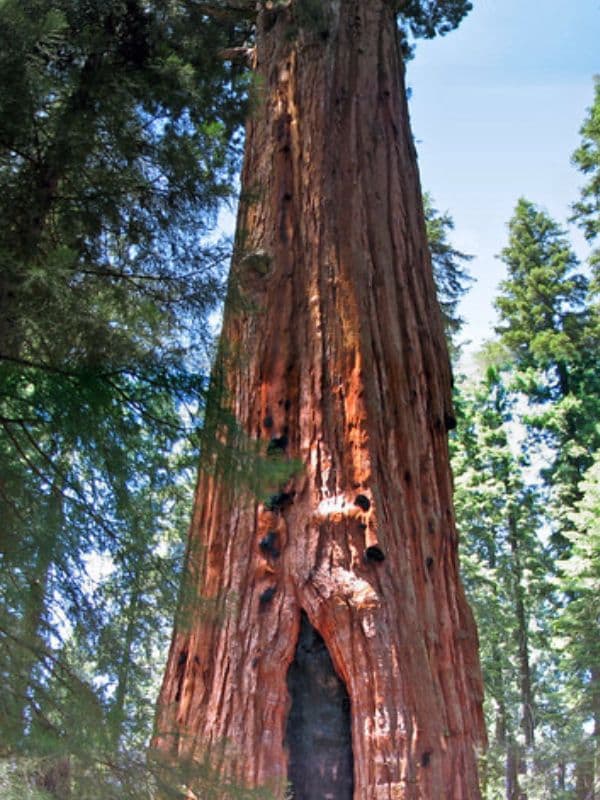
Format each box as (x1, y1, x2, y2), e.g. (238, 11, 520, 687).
(364, 545, 385, 563)
(267, 433, 289, 454)
(354, 493, 370, 511)
(174, 649, 188, 702)
(285, 612, 354, 800)
(265, 491, 295, 512)
(259, 530, 280, 558)
(259, 586, 276, 607)
(444, 412, 457, 431)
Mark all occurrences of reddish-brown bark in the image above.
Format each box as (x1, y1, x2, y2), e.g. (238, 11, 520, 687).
(154, 2, 485, 797)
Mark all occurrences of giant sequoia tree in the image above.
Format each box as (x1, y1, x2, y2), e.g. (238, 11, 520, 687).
(154, 2, 485, 798)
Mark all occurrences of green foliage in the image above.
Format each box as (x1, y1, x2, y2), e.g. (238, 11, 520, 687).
(452, 368, 555, 797)
(395, 0, 472, 38)
(456, 107, 600, 793)
(571, 77, 600, 281)
(553, 453, 600, 793)
(0, 366, 200, 794)
(495, 199, 588, 382)
(494, 198, 600, 531)
(395, 0, 473, 58)
(0, 0, 254, 795)
(423, 192, 473, 357)
(0, 0, 249, 367)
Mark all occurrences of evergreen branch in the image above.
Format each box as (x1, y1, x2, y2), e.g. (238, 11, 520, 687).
(79, 268, 185, 283)
(1, 422, 122, 547)
(0, 353, 85, 379)
(0, 415, 40, 424)
(0, 625, 102, 707)
(1, 422, 55, 488)
(0, 138, 40, 165)
(101, 376, 189, 434)
(0, 353, 148, 382)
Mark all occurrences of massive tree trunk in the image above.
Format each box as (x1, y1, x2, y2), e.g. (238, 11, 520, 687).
(153, 2, 485, 798)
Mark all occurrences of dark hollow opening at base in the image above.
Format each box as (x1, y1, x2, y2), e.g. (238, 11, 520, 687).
(285, 611, 354, 800)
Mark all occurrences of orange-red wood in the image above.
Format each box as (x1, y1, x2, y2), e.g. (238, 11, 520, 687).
(154, 3, 485, 797)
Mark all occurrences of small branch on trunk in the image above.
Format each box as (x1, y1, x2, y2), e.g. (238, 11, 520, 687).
(218, 46, 255, 65)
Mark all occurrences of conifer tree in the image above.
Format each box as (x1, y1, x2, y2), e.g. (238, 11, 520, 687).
(554, 453, 600, 799)
(2, 2, 483, 798)
(452, 366, 552, 800)
(571, 77, 600, 283)
(473, 190, 600, 798)
(0, 0, 249, 794)
(495, 199, 599, 538)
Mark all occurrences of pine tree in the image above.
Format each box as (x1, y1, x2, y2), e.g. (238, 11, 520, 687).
(483, 192, 600, 798)
(495, 199, 599, 538)
(452, 366, 553, 800)
(554, 453, 600, 799)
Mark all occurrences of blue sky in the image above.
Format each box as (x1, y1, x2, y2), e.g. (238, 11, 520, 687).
(407, 0, 599, 356)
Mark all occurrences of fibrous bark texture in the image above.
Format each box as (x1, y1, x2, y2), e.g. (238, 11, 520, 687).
(154, 2, 485, 798)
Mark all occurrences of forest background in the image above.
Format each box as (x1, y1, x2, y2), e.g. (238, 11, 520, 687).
(0, 1, 598, 799)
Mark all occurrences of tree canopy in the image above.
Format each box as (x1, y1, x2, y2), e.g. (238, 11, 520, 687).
(0, 0, 248, 794)
(448, 82, 600, 797)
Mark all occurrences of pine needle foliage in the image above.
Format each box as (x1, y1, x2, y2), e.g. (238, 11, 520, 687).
(495, 198, 600, 536)
(423, 192, 473, 357)
(553, 454, 600, 799)
(0, 0, 252, 795)
(571, 76, 600, 281)
(452, 367, 553, 798)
